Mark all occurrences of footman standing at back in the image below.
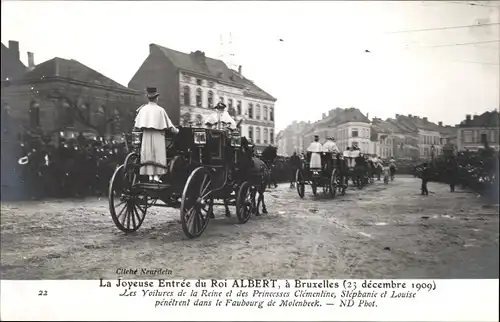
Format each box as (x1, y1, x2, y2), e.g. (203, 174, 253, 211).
(134, 87, 179, 182)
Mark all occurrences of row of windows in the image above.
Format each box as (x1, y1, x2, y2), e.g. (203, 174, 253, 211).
(420, 135, 440, 145)
(462, 130, 498, 144)
(247, 126, 275, 145)
(181, 86, 274, 121)
(28, 101, 122, 131)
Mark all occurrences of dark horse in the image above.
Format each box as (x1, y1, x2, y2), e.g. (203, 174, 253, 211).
(237, 137, 270, 216)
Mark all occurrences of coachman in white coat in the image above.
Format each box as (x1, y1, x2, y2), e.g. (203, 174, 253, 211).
(307, 135, 323, 169)
(134, 87, 179, 182)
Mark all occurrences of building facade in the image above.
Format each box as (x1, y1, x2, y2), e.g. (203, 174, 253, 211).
(129, 45, 277, 152)
(457, 111, 499, 151)
(277, 121, 311, 156)
(301, 108, 371, 153)
(1, 57, 142, 142)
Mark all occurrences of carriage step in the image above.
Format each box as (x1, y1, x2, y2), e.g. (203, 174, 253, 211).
(135, 182, 172, 190)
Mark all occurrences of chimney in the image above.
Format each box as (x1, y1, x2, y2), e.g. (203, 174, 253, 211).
(328, 109, 335, 117)
(238, 65, 242, 74)
(438, 121, 443, 127)
(466, 114, 471, 121)
(408, 114, 412, 117)
(8, 40, 20, 61)
(423, 117, 428, 122)
(27, 52, 35, 68)
(322, 113, 327, 119)
(473, 115, 477, 120)
(395, 114, 400, 118)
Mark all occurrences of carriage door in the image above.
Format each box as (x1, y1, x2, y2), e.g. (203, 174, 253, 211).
(207, 131, 223, 165)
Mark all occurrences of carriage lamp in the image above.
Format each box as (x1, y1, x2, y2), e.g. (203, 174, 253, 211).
(131, 131, 142, 149)
(194, 131, 207, 145)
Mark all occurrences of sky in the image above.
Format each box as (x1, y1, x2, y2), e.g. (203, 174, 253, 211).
(2, 1, 499, 131)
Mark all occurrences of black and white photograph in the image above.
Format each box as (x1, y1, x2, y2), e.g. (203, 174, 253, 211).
(1, 0, 499, 282)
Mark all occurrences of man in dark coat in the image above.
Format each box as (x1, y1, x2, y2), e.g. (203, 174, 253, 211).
(446, 156, 459, 192)
(421, 162, 430, 195)
(289, 152, 301, 188)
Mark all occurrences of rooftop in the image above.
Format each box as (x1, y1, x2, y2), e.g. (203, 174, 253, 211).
(12, 57, 133, 91)
(458, 110, 499, 128)
(152, 44, 276, 101)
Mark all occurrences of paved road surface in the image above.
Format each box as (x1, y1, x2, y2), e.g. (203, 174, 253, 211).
(1, 175, 498, 279)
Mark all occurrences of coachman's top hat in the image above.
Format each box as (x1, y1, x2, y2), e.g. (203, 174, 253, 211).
(146, 87, 160, 98)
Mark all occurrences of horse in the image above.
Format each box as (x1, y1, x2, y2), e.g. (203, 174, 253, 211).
(238, 137, 270, 216)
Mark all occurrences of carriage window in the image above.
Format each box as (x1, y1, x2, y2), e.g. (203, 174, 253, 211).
(209, 132, 223, 159)
(256, 104, 261, 120)
(196, 88, 202, 107)
(207, 91, 214, 108)
(263, 106, 268, 120)
(237, 100, 242, 115)
(256, 127, 261, 144)
(248, 103, 253, 119)
(183, 86, 191, 106)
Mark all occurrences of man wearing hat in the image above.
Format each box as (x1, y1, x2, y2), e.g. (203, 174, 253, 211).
(134, 87, 179, 182)
(306, 135, 323, 170)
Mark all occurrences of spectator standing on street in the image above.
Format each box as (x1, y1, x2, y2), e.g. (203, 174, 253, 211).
(289, 152, 301, 188)
(446, 156, 459, 192)
(421, 162, 430, 196)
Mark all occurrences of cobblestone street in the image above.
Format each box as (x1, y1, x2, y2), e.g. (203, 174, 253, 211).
(1, 175, 498, 279)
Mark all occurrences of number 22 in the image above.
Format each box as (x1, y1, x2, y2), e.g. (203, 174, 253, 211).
(38, 290, 48, 296)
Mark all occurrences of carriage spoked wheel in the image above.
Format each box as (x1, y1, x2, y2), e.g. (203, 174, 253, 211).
(236, 181, 254, 224)
(123, 152, 140, 190)
(329, 169, 338, 198)
(180, 167, 214, 238)
(295, 169, 305, 199)
(109, 165, 147, 233)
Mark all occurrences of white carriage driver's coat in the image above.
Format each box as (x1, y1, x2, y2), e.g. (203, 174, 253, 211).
(322, 138, 339, 153)
(306, 141, 323, 169)
(205, 109, 238, 129)
(134, 102, 178, 176)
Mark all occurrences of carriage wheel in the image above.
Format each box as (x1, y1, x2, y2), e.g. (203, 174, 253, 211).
(329, 169, 338, 198)
(109, 165, 147, 233)
(123, 152, 139, 188)
(236, 181, 253, 224)
(295, 169, 305, 199)
(180, 167, 213, 238)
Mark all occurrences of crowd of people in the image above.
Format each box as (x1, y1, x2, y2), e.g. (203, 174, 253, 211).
(1, 132, 128, 200)
(414, 147, 499, 200)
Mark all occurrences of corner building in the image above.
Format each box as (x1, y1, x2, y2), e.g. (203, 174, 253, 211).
(129, 44, 277, 152)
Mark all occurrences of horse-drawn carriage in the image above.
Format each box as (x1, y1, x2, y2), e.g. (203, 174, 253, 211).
(108, 125, 258, 238)
(295, 152, 344, 198)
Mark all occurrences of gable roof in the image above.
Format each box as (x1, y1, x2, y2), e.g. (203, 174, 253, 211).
(459, 110, 499, 128)
(1, 42, 27, 79)
(152, 44, 276, 101)
(12, 57, 133, 91)
(304, 107, 370, 135)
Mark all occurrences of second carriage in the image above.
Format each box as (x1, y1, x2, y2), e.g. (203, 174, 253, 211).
(295, 152, 345, 198)
(108, 125, 258, 238)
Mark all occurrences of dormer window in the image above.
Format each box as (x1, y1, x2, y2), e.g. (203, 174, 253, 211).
(196, 79, 203, 86)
